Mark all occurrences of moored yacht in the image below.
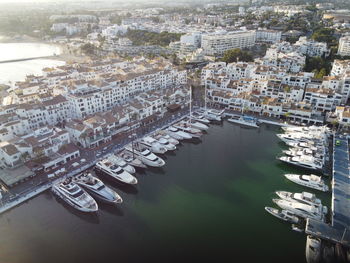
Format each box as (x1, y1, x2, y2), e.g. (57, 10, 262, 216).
(73, 173, 122, 204)
(108, 154, 136, 174)
(264, 207, 299, 224)
(125, 143, 165, 167)
(52, 178, 98, 213)
(227, 115, 259, 128)
(191, 113, 210, 124)
(117, 150, 147, 169)
(153, 132, 179, 145)
(276, 191, 322, 207)
(185, 117, 209, 130)
(273, 199, 324, 221)
(174, 121, 202, 138)
(284, 174, 328, 192)
(139, 136, 167, 154)
(278, 155, 323, 171)
(165, 126, 192, 140)
(95, 159, 138, 185)
(156, 137, 176, 151)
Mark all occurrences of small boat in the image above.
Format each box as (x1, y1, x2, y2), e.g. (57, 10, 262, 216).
(284, 174, 328, 192)
(95, 159, 138, 185)
(273, 199, 324, 221)
(52, 178, 98, 213)
(264, 206, 299, 224)
(165, 126, 192, 140)
(73, 173, 122, 204)
(118, 150, 147, 169)
(306, 235, 322, 263)
(125, 143, 165, 167)
(228, 115, 259, 128)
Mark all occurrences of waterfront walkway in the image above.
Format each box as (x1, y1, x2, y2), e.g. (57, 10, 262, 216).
(306, 135, 350, 247)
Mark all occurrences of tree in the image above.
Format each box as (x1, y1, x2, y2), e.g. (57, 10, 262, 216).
(314, 68, 327, 78)
(221, 48, 253, 64)
(81, 43, 96, 55)
(311, 28, 336, 44)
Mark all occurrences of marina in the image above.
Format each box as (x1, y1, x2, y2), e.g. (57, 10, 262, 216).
(0, 120, 311, 263)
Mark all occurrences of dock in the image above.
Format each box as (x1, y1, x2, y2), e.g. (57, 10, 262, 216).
(306, 134, 350, 247)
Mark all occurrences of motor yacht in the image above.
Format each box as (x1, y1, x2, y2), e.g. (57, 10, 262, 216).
(154, 137, 176, 151)
(276, 191, 321, 207)
(278, 155, 323, 171)
(125, 143, 165, 167)
(139, 136, 167, 154)
(191, 113, 210, 124)
(174, 121, 202, 138)
(282, 125, 330, 134)
(52, 178, 98, 213)
(153, 132, 179, 145)
(227, 115, 259, 128)
(118, 150, 147, 169)
(284, 174, 328, 192)
(107, 154, 136, 174)
(165, 126, 192, 140)
(95, 159, 138, 185)
(73, 173, 122, 204)
(282, 147, 325, 161)
(185, 117, 209, 131)
(264, 207, 299, 224)
(273, 199, 324, 221)
(277, 133, 326, 144)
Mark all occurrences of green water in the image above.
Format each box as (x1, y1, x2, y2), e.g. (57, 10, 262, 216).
(0, 121, 331, 263)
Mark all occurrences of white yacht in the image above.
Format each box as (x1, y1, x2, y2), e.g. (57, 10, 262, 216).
(108, 154, 136, 174)
(277, 133, 325, 144)
(282, 147, 325, 161)
(139, 136, 167, 154)
(276, 191, 322, 207)
(228, 115, 259, 128)
(153, 132, 179, 145)
(52, 178, 98, 213)
(117, 150, 147, 169)
(185, 118, 209, 131)
(282, 125, 329, 134)
(165, 126, 192, 140)
(155, 137, 176, 151)
(264, 207, 299, 224)
(174, 121, 202, 138)
(273, 199, 324, 221)
(278, 155, 323, 171)
(284, 174, 328, 192)
(191, 113, 210, 124)
(95, 159, 138, 185)
(204, 110, 222, 121)
(125, 143, 165, 167)
(73, 173, 122, 204)
(306, 235, 322, 263)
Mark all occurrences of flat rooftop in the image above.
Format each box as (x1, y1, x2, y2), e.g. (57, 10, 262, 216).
(0, 165, 35, 187)
(306, 135, 350, 246)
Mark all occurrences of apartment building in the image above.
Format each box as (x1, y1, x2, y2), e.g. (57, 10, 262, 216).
(338, 36, 350, 57)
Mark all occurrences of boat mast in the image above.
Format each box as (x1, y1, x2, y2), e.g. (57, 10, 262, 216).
(204, 83, 207, 113)
(189, 84, 192, 121)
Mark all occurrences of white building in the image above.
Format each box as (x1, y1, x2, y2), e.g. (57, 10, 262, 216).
(201, 30, 256, 56)
(294, 37, 330, 57)
(180, 32, 202, 48)
(338, 36, 350, 57)
(256, 30, 282, 43)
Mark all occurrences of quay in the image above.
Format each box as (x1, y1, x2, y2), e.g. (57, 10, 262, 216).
(223, 112, 292, 127)
(305, 135, 350, 251)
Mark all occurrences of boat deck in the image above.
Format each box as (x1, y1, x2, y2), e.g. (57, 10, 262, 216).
(306, 135, 350, 247)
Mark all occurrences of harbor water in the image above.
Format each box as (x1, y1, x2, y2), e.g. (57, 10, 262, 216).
(0, 121, 331, 263)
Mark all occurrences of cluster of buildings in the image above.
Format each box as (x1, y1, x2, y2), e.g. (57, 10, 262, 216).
(201, 57, 350, 125)
(0, 57, 188, 183)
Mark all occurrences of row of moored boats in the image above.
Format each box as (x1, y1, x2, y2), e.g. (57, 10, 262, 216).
(265, 125, 330, 232)
(51, 111, 224, 213)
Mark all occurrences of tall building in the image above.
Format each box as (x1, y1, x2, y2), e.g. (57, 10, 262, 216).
(201, 31, 256, 56)
(338, 36, 350, 57)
